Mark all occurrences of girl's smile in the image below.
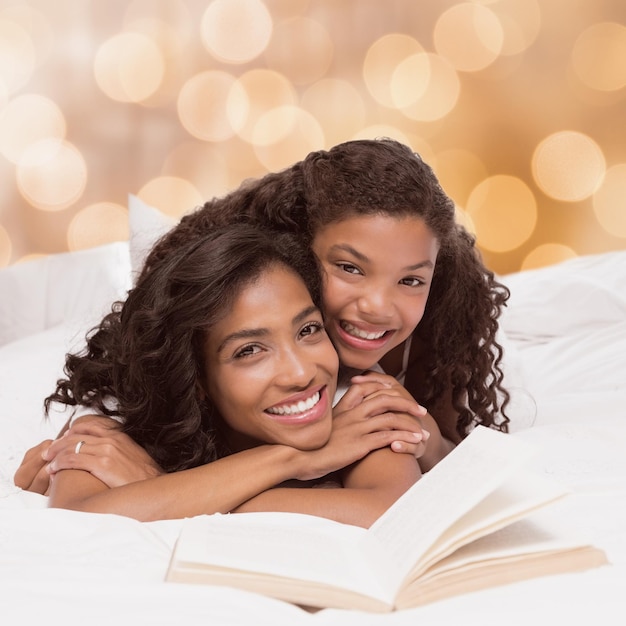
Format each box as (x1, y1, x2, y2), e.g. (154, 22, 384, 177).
(312, 214, 439, 374)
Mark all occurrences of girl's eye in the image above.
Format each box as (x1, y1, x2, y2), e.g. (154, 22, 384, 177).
(233, 344, 262, 359)
(300, 321, 324, 339)
(400, 276, 423, 287)
(337, 263, 362, 275)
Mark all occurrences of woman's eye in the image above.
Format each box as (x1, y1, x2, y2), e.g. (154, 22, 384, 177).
(338, 263, 361, 275)
(234, 344, 262, 359)
(300, 321, 324, 338)
(400, 277, 423, 287)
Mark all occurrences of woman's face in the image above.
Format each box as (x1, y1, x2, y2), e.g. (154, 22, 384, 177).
(203, 264, 339, 452)
(312, 214, 439, 373)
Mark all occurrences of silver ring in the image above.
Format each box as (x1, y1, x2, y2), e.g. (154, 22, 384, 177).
(74, 440, 85, 454)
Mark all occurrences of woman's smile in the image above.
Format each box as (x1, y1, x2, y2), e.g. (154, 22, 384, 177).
(204, 265, 339, 452)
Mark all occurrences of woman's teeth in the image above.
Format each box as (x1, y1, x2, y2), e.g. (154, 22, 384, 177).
(267, 391, 321, 416)
(341, 322, 386, 340)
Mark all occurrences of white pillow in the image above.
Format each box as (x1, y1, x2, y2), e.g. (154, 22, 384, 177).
(0, 242, 131, 347)
(500, 250, 626, 345)
(128, 194, 177, 279)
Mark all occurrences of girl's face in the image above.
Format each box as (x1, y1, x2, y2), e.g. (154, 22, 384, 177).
(312, 214, 439, 372)
(203, 265, 338, 452)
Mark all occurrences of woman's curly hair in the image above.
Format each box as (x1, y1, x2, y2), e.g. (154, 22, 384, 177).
(45, 225, 323, 472)
(139, 138, 511, 443)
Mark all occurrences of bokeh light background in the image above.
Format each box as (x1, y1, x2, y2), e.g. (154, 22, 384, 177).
(0, 0, 625, 274)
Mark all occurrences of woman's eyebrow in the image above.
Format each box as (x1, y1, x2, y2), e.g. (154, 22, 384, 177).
(329, 243, 434, 271)
(217, 305, 320, 353)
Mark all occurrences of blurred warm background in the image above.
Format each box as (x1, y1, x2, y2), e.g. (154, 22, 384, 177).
(0, 0, 624, 275)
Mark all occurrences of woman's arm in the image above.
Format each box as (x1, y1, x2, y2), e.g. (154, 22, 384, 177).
(46, 393, 427, 521)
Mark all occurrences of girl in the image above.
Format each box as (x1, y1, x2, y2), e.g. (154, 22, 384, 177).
(44, 225, 424, 527)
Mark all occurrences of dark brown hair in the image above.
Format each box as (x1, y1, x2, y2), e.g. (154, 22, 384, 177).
(45, 226, 323, 471)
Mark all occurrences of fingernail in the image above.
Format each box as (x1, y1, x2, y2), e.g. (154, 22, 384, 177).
(422, 429, 431, 440)
(412, 432, 423, 441)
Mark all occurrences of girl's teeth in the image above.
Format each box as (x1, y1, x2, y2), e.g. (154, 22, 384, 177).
(342, 322, 386, 340)
(267, 391, 321, 416)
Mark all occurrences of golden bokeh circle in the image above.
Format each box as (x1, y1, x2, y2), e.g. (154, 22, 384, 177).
(138, 176, 203, 219)
(200, 0, 272, 64)
(593, 163, 626, 238)
(390, 53, 431, 108)
(433, 3, 503, 72)
(229, 69, 297, 144)
(572, 22, 626, 92)
(532, 131, 606, 202)
(490, 0, 541, 56)
(0, 93, 66, 164)
(177, 70, 247, 142)
(521, 243, 578, 271)
(16, 139, 87, 212)
(94, 32, 165, 103)
(399, 53, 461, 122)
(363, 34, 424, 108)
(467, 175, 537, 252)
(67, 202, 129, 251)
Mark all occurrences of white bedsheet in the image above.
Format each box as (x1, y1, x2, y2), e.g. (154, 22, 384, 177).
(1, 249, 625, 625)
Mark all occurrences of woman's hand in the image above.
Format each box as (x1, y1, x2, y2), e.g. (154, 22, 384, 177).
(44, 416, 163, 487)
(13, 439, 55, 494)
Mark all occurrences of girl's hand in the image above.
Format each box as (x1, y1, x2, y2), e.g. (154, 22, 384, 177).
(293, 390, 429, 481)
(351, 371, 454, 471)
(44, 416, 163, 487)
(339, 372, 431, 458)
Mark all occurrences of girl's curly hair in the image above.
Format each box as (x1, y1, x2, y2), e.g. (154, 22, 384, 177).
(45, 225, 323, 472)
(140, 138, 511, 443)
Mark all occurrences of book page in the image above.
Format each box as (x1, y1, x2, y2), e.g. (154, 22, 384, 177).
(395, 509, 608, 608)
(361, 427, 539, 592)
(168, 511, 393, 605)
(413, 471, 569, 575)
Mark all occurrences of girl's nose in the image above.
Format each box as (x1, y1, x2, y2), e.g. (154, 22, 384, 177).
(356, 285, 394, 320)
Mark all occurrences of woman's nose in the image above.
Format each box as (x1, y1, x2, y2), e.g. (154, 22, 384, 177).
(275, 347, 317, 388)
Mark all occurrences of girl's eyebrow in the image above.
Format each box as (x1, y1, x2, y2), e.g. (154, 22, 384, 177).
(217, 304, 320, 353)
(329, 243, 435, 271)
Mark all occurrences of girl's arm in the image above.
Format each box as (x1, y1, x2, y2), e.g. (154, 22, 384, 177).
(46, 392, 427, 521)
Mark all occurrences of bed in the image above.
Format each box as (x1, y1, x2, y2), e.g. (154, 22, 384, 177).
(1, 198, 625, 625)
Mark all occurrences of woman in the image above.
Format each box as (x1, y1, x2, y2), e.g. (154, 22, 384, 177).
(44, 225, 424, 527)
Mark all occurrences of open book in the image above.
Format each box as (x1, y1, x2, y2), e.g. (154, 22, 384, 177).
(165, 427, 608, 612)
